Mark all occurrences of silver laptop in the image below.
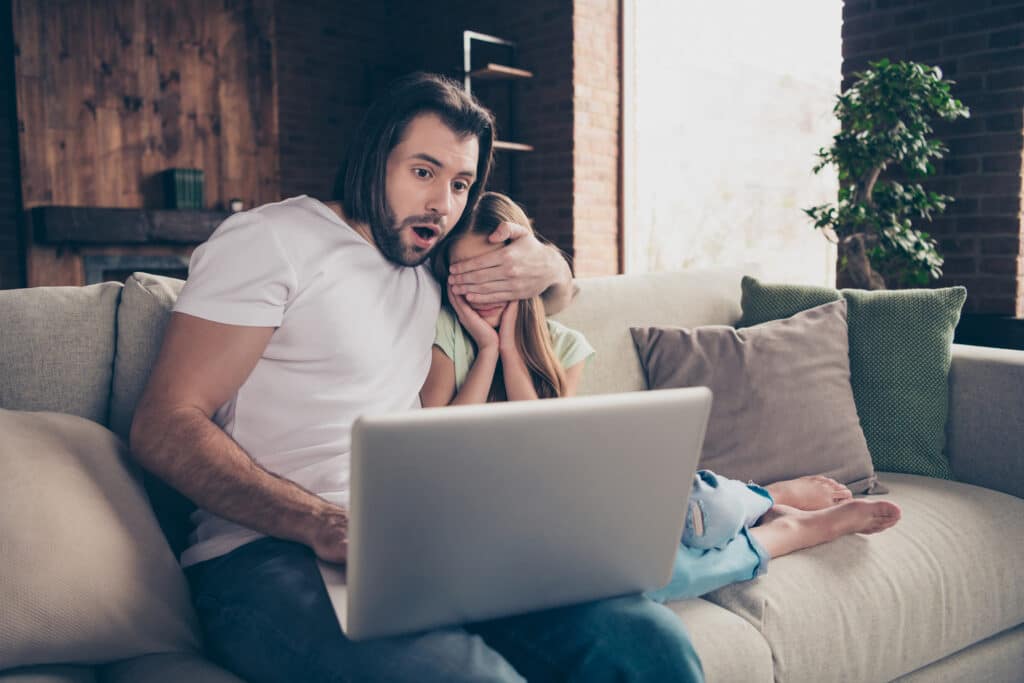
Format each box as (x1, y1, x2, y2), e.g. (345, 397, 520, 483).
(318, 387, 712, 641)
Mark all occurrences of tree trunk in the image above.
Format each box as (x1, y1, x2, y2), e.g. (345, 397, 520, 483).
(836, 234, 887, 290)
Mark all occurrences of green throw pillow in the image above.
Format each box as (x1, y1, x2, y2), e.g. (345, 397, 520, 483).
(738, 276, 967, 479)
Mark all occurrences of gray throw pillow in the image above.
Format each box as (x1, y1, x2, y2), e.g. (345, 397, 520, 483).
(631, 299, 883, 493)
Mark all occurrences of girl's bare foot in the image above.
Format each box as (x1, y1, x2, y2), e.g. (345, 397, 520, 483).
(751, 499, 902, 558)
(766, 475, 853, 511)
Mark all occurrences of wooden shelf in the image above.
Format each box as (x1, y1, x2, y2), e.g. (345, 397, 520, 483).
(30, 206, 230, 245)
(469, 63, 534, 81)
(493, 140, 534, 152)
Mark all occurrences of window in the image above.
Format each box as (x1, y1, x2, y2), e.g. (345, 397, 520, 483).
(623, 0, 842, 285)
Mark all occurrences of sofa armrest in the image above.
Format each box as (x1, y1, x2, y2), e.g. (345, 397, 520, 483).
(946, 344, 1024, 499)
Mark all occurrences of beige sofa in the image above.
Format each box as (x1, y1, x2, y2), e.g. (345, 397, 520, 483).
(1, 267, 1022, 682)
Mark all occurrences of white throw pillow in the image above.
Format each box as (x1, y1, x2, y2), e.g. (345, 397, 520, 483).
(0, 410, 200, 669)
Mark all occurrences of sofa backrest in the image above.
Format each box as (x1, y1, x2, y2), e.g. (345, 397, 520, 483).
(109, 267, 750, 436)
(109, 274, 185, 439)
(553, 267, 746, 396)
(0, 282, 122, 425)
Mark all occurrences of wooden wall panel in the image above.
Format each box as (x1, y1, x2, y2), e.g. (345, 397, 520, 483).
(12, 0, 279, 286)
(12, 0, 279, 211)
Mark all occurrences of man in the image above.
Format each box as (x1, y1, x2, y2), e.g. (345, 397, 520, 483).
(130, 72, 703, 683)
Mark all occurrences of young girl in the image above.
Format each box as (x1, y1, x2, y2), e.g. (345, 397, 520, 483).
(421, 192, 901, 602)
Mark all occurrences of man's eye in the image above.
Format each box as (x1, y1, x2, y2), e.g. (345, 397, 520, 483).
(413, 168, 432, 179)
(453, 180, 469, 192)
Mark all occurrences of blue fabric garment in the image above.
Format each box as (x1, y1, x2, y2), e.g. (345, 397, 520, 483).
(682, 470, 773, 549)
(186, 537, 705, 683)
(646, 470, 774, 604)
(645, 529, 771, 604)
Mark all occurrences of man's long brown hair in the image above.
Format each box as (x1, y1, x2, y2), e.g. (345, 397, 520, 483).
(433, 192, 568, 400)
(332, 72, 495, 241)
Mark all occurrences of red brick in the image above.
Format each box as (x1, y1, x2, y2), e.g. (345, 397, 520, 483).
(980, 196, 1023, 213)
(981, 236, 1021, 254)
(985, 111, 1024, 131)
(942, 34, 989, 56)
(958, 174, 1023, 196)
(982, 155, 1024, 173)
(940, 236, 977, 254)
(956, 215, 1024, 232)
(989, 27, 1024, 50)
(943, 256, 978, 274)
(987, 69, 1024, 90)
(981, 256, 1021, 274)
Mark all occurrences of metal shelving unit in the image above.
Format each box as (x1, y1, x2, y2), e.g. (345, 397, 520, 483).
(463, 31, 533, 193)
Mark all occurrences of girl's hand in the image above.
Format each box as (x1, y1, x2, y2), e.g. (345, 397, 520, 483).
(498, 301, 519, 354)
(449, 286, 499, 350)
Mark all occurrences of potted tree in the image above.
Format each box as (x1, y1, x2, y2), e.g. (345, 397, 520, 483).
(806, 59, 970, 289)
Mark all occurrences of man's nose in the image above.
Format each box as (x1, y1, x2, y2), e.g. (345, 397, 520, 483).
(426, 184, 453, 216)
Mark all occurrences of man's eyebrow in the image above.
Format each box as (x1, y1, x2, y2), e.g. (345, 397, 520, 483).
(410, 153, 476, 179)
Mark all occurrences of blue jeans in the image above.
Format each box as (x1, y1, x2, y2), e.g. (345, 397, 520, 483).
(185, 537, 704, 683)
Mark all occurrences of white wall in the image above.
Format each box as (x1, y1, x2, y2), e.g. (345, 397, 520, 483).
(624, 0, 842, 286)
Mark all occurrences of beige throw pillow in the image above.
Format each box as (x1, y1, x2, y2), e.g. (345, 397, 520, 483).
(630, 299, 883, 493)
(0, 410, 200, 670)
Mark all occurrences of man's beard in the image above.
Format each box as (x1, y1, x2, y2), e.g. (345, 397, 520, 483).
(372, 205, 445, 267)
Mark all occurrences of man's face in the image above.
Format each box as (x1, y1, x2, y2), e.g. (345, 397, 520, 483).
(377, 113, 479, 267)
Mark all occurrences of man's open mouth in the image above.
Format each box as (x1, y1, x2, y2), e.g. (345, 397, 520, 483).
(410, 224, 441, 248)
(412, 226, 437, 239)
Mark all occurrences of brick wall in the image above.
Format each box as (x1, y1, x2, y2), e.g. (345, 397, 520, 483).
(572, 0, 620, 276)
(0, 0, 23, 289)
(389, 1, 579, 263)
(274, 1, 410, 201)
(274, 1, 621, 275)
(1, 2, 612, 288)
(843, 0, 1024, 315)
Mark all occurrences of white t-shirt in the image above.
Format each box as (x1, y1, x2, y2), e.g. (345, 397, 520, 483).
(173, 195, 441, 567)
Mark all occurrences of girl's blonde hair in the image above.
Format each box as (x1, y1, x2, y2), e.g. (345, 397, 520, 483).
(433, 192, 570, 400)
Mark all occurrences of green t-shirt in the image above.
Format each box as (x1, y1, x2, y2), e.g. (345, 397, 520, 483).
(434, 305, 595, 391)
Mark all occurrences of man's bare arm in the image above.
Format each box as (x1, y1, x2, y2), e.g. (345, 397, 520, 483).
(129, 312, 348, 563)
(537, 245, 574, 315)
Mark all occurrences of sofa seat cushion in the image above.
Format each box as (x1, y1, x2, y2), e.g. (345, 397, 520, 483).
(0, 665, 95, 682)
(669, 598, 774, 682)
(700, 473, 1024, 682)
(100, 653, 245, 683)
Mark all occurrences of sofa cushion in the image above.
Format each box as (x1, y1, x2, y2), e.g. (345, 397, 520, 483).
(0, 665, 96, 682)
(108, 273, 196, 559)
(738, 277, 967, 479)
(631, 300, 882, 493)
(0, 410, 200, 670)
(0, 283, 121, 425)
(101, 654, 246, 683)
(669, 599, 774, 682)
(701, 473, 1024, 682)
(893, 624, 1024, 683)
(551, 267, 749, 396)
(109, 273, 185, 440)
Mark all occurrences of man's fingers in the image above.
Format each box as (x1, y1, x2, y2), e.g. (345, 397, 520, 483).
(449, 264, 505, 286)
(465, 290, 519, 305)
(488, 221, 528, 243)
(451, 278, 514, 296)
(449, 252, 505, 277)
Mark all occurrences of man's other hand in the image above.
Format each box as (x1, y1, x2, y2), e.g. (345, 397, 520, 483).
(447, 221, 560, 305)
(308, 506, 349, 564)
